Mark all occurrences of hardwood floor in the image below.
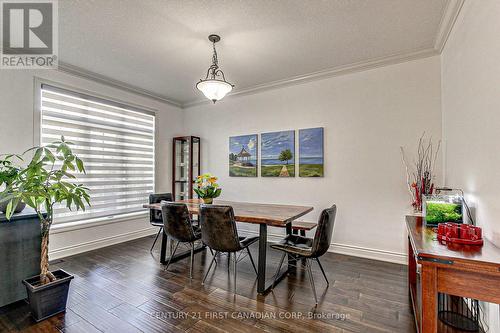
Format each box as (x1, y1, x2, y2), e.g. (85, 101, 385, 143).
(0, 235, 416, 333)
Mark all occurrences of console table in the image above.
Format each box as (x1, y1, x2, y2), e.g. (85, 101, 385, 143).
(0, 208, 41, 307)
(406, 215, 500, 332)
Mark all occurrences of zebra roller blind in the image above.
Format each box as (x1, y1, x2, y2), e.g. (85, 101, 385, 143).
(40, 84, 155, 224)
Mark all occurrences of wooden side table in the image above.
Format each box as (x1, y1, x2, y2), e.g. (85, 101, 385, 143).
(406, 215, 500, 332)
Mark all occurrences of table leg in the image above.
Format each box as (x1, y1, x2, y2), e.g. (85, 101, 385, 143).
(257, 223, 267, 294)
(421, 264, 437, 333)
(257, 223, 292, 294)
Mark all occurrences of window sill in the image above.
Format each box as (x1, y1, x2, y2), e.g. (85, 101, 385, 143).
(50, 211, 149, 234)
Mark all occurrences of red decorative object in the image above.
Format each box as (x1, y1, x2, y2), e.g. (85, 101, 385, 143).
(400, 134, 440, 212)
(437, 223, 483, 246)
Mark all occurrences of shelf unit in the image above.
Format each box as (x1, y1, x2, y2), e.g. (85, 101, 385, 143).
(172, 136, 200, 201)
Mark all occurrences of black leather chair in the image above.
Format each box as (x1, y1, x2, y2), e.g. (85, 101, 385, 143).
(199, 205, 259, 293)
(271, 204, 337, 304)
(161, 202, 203, 279)
(149, 193, 173, 252)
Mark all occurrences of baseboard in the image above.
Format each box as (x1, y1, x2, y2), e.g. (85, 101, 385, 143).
(329, 242, 407, 265)
(49, 227, 157, 260)
(49, 226, 408, 265)
(239, 229, 407, 265)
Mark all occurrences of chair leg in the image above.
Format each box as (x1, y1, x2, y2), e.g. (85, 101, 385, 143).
(271, 252, 287, 290)
(316, 258, 329, 285)
(189, 242, 195, 279)
(150, 228, 162, 253)
(202, 251, 218, 285)
(164, 241, 179, 272)
(246, 247, 258, 275)
(305, 259, 318, 305)
(206, 246, 217, 264)
(232, 253, 237, 295)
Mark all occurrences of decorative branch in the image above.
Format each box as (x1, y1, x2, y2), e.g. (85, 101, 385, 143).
(400, 133, 441, 211)
(399, 146, 415, 202)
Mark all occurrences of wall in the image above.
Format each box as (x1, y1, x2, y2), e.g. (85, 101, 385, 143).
(184, 56, 442, 263)
(0, 69, 183, 259)
(441, 0, 500, 329)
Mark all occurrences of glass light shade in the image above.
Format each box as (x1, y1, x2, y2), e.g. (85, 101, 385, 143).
(196, 80, 233, 103)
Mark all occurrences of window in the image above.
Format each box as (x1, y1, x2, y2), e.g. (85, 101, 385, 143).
(39, 84, 155, 224)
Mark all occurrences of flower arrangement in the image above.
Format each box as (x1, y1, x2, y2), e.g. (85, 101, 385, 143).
(194, 173, 222, 204)
(400, 133, 441, 212)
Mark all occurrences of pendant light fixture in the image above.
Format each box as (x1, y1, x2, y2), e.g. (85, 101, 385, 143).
(196, 34, 234, 103)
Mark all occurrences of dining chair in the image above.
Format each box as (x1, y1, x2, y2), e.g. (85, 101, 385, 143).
(148, 193, 173, 252)
(161, 202, 203, 279)
(271, 204, 337, 304)
(199, 204, 259, 294)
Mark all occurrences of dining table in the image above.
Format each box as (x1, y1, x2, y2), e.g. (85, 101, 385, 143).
(143, 199, 314, 294)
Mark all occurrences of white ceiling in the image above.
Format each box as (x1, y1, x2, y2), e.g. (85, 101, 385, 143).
(58, 0, 456, 107)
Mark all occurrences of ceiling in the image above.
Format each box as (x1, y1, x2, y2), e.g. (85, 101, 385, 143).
(58, 0, 459, 108)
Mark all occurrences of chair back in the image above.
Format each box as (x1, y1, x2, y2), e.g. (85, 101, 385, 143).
(199, 205, 242, 252)
(149, 193, 172, 224)
(310, 204, 337, 258)
(161, 202, 197, 242)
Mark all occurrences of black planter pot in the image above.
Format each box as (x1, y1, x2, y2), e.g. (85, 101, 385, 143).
(22, 269, 74, 322)
(0, 200, 26, 214)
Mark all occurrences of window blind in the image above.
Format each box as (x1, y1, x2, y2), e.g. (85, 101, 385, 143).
(40, 84, 155, 224)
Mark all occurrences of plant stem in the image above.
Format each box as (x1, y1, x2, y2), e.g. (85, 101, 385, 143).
(39, 205, 56, 284)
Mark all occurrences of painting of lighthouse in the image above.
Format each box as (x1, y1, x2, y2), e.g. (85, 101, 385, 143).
(229, 134, 258, 177)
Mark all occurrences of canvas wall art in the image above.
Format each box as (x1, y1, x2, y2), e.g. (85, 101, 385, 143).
(229, 134, 258, 177)
(261, 130, 295, 177)
(299, 127, 324, 177)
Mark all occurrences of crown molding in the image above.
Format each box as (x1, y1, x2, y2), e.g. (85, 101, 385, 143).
(56, 2, 463, 110)
(57, 61, 183, 108)
(434, 0, 465, 53)
(182, 47, 439, 109)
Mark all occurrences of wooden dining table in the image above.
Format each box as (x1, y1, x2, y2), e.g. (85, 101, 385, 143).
(143, 199, 314, 294)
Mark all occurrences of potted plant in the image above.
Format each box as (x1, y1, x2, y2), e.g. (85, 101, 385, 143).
(194, 173, 222, 204)
(0, 154, 26, 213)
(0, 136, 90, 322)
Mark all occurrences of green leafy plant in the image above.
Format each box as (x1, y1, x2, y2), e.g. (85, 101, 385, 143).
(279, 149, 293, 165)
(0, 153, 23, 187)
(425, 202, 462, 224)
(194, 173, 222, 202)
(0, 136, 90, 285)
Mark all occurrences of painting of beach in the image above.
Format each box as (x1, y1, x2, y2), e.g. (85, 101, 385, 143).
(299, 127, 324, 177)
(261, 130, 295, 177)
(229, 134, 258, 177)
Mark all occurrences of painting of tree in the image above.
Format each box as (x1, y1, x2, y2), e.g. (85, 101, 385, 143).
(261, 130, 295, 177)
(279, 149, 293, 165)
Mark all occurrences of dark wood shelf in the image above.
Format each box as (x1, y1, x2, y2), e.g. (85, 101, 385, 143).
(172, 136, 200, 201)
(406, 215, 499, 332)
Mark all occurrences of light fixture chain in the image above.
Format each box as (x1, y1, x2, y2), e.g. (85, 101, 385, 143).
(212, 42, 219, 68)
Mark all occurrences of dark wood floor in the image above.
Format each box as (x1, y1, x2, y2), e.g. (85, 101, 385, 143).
(0, 235, 416, 333)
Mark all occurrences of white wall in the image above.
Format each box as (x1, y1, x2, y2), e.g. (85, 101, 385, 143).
(0, 69, 183, 259)
(184, 56, 442, 263)
(442, 0, 500, 246)
(441, 0, 500, 329)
